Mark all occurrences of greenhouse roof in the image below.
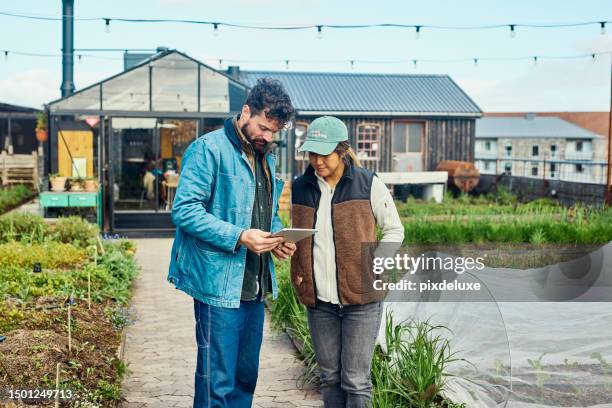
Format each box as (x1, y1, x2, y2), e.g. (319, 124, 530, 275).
(48, 50, 249, 116)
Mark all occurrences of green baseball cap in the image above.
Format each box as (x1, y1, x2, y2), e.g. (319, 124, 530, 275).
(298, 116, 348, 156)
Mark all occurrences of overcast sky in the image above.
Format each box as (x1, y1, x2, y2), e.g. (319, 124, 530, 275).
(1, 0, 611, 112)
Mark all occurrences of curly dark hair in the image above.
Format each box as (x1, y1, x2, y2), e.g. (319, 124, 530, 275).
(245, 77, 295, 128)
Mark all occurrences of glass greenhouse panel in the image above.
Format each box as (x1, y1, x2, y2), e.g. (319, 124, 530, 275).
(50, 85, 100, 111)
(151, 53, 198, 112)
(102, 64, 150, 111)
(200, 67, 229, 113)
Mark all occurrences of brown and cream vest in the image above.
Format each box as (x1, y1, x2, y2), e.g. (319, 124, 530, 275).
(290, 164, 384, 307)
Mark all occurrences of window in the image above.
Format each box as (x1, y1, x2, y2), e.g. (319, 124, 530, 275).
(357, 123, 382, 159)
(484, 161, 491, 170)
(575, 163, 584, 173)
(484, 141, 491, 151)
(550, 144, 557, 158)
(504, 144, 512, 158)
(576, 141, 583, 152)
(531, 165, 538, 176)
(393, 122, 423, 154)
(549, 163, 557, 178)
(293, 122, 308, 160)
(504, 162, 512, 175)
(532, 145, 539, 157)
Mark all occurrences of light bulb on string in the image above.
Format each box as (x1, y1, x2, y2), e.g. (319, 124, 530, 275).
(78, 54, 82, 63)
(592, 53, 597, 63)
(213, 23, 219, 37)
(3, 51, 8, 61)
(218, 59, 223, 69)
(601, 22, 607, 35)
(316, 25, 323, 40)
(350, 60, 355, 70)
(532, 56, 538, 66)
(415, 26, 421, 40)
(413, 59, 418, 69)
(473, 58, 478, 67)
(104, 18, 111, 34)
(509, 24, 516, 38)
(285, 60, 289, 70)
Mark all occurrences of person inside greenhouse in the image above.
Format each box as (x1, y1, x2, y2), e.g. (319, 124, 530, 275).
(290, 116, 405, 407)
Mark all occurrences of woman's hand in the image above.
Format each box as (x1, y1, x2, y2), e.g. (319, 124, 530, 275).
(272, 241, 297, 260)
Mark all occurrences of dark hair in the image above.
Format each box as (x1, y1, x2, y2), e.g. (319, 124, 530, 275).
(245, 78, 295, 128)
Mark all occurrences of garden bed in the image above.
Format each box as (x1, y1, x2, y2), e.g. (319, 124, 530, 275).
(0, 213, 138, 407)
(0, 185, 36, 215)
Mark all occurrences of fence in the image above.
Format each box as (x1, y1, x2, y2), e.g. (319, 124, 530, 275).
(475, 157, 610, 205)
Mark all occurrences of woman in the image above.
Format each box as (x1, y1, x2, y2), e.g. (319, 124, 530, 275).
(290, 116, 404, 407)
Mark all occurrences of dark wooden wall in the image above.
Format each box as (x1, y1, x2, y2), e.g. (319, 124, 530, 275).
(425, 118, 476, 170)
(295, 115, 476, 173)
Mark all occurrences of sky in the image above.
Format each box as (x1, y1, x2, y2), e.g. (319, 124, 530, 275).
(0, 0, 611, 112)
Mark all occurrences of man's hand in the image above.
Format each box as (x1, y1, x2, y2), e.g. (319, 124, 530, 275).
(239, 229, 284, 254)
(272, 241, 297, 260)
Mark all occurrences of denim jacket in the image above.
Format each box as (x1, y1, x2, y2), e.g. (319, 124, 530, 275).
(167, 118, 285, 308)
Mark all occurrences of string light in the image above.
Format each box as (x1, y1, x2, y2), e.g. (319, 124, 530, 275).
(415, 25, 421, 40)
(3, 51, 7, 61)
(473, 58, 478, 67)
(78, 54, 82, 62)
(218, 58, 223, 69)
(285, 59, 289, 70)
(104, 18, 111, 33)
(509, 24, 516, 38)
(350, 60, 355, 70)
(413, 59, 418, 69)
(601, 22, 607, 35)
(316, 25, 323, 39)
(533, 56, 538, 66)
(213, 23, 219, 37)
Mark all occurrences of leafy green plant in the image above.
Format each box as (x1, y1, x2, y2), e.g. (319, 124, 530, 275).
(372, 312, 465, 408)
(527, 353, 550, 400)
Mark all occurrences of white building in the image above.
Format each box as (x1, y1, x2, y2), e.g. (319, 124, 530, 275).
(475, 114, 607, 184)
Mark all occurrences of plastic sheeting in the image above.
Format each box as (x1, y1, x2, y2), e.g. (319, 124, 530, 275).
(377, 243, 612, 407)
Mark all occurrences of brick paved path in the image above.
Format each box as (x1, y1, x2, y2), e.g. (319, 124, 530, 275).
(120, 238, 322, 408)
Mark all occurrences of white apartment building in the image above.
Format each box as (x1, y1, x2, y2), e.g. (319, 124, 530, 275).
(475, 114, 607, 184)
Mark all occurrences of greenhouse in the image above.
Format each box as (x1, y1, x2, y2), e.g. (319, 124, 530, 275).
(46, 49, 251, 232)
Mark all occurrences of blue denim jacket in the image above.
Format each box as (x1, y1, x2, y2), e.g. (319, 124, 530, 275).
(167, 118, 285, 308)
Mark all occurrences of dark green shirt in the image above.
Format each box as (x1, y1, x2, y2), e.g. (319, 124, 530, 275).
(241, 153, 272, 301)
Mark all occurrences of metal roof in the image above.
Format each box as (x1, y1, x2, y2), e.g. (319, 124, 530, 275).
(239, 71, 482, 116)
(476, 116, 599, 139)
(0, 102, 40, 113)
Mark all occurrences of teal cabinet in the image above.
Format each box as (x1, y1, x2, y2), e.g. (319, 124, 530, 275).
(69, 193, 97, 207)
(40, 193, 69, 207)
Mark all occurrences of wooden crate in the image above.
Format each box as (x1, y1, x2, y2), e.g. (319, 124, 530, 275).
(0, 151, 38, 188)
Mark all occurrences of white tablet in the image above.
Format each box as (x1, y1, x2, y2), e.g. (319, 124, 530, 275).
(271, 228, 317, 243)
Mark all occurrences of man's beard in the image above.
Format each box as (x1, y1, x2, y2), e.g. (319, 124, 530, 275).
(241, 123, 268, 154)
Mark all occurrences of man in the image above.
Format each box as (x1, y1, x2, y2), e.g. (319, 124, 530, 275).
(167, 78, 297, 407)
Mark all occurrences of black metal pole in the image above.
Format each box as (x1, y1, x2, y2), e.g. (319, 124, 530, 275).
(60, 0, 75, 97)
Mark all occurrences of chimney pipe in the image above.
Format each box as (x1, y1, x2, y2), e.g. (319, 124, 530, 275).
(60, 0, 75, 97)
(227, 65, 240, 81)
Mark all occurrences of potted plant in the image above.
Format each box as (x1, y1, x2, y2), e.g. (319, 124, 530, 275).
(35, 111, 48, 143)
(69, 177, 84, 192)
(49, 173, 67, 192)
(84, 176, 98, 192)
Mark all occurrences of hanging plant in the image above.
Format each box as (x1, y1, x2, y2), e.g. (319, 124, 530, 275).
(35, 111, 48, 143)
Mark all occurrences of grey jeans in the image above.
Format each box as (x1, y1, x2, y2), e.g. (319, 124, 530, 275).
(306, 299, 383, 408)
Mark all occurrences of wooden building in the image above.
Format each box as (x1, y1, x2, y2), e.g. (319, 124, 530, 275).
(234, 69, 482, 177)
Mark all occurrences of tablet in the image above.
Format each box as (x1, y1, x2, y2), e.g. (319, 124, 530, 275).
(271, 228, 317, 243)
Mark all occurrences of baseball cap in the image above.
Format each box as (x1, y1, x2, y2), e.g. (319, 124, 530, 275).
(298, 116, 348, 156)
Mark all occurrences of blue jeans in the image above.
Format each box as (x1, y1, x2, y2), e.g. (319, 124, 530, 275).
(193, 298, 264, 408)
(307, 300, 383, 408)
